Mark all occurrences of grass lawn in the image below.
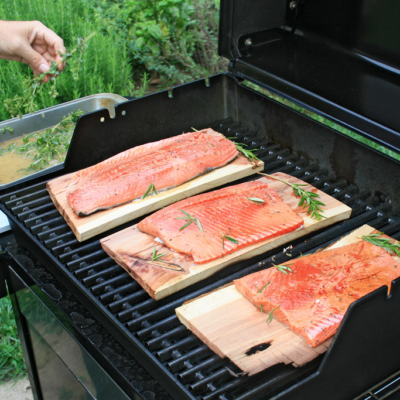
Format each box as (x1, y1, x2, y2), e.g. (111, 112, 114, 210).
(0, 295, 27, 383)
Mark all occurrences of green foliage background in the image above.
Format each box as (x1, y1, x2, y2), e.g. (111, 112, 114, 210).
(0, 296, 27, 382)
(0, 0, 224, 121)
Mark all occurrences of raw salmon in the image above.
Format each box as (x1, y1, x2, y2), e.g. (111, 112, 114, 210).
(66, 129, 238, 217)
(234, 238, 400, 347)
(138, 181, 304, 264)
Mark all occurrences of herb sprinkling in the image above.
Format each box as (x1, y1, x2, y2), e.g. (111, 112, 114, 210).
(176, 210, 203, 232)
(275, 263, 294, 274)
(266, 305, 280, 324)
(257, 172, 326, 220)
(142, 183, 157, 199)
(226, 138, 260, 164)
(258, 282, 270, 293)
(247, 197, 265, 205)
(8, 110, 83, 172)
(191, 129, 260, 164)
(361, 232, 400, 257)
(7, 32, 97, 118)
(151, 247, 169, 262)
(221, 235, 239, 249)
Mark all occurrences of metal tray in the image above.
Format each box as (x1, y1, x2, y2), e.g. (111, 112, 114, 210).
(0, 93, 127, 187)
(0, 93, 127, 231)
(0, 93, 127, 143)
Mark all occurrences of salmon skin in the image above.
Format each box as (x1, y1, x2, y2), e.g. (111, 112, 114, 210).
(138, 181, 304, 264)
(66, 129, 238, 217)
(234, 238, 400, 347)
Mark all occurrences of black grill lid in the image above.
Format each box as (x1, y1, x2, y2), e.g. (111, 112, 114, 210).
(219, 0, 400, 154)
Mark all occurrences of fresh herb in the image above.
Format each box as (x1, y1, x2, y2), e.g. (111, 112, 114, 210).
(222, 234, 239, 249)
(151, 247, 169, 262)
(143, 183, 157, 199)
(361, 233, 400, 257)
(176, 210, 203, 232)
(258, 282, 270, 293)
(226, 138, 260, 164)
(190, 130, 260, 164)
(275, 263, 294, 274)
(260, 304, 264, 313)
(0, 127, 13, 134)
(10, 110, 83, 172)
(247, 197, 265, 205)
(6, 32, 96, 118)
(258, 172, 326, 220)
(266, 305, 280, 324)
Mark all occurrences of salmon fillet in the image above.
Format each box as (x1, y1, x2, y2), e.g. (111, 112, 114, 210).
(234, 239, 400, 347)
(66, 129, 238, 217)
(138, 181, 304, 264)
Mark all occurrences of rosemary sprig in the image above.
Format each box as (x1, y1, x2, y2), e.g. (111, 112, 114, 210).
(361, 233, 400, 257)
(14, 110, 83, 172)
(6, 32, 97, 118)
(142, 183, 157, 199)
(266, 305, 280, 324)
(226, 138, 260, 163)
(222, 234, 239, 249)
(258, 282, 270, 293)
(190, 129, 260, 164)
(274, 263, 294, 274)
(151, 247, 169, 262)
(0, 127, 13, 134)
(176, 210, 203, 232)
(247, 197, 265, 205)
(257, 172, 326, 220)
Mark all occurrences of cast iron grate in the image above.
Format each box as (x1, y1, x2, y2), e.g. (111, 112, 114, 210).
(1, 118, 399, 399)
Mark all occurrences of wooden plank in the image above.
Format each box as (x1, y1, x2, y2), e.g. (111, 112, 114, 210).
(100, 172, 352, 300)
(47, 155, 263, 242)
(175, 225, 379, 376)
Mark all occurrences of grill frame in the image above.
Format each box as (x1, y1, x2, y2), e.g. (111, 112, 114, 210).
(2, 73, 400, 399)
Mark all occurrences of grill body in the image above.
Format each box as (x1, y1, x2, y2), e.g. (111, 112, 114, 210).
(2, 73, 400, 399)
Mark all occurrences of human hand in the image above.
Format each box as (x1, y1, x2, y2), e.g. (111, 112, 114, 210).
(0, 20, 66, 83)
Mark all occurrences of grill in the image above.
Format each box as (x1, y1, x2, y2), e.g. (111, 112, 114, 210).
(2, 1, 400, 399)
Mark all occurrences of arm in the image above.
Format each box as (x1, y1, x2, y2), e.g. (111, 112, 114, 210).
(0, 20, 66, 83)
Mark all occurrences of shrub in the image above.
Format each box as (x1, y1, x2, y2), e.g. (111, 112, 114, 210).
(90, 0, 226, 86)
(0, 0, 134, 120)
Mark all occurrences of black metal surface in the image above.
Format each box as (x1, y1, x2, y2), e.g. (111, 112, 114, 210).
(5, 249, 171, 400)
(2, 110, 400, 399)
(219, 0, 400, 154)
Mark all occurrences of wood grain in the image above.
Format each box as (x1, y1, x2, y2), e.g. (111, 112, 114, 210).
(47, 155, 263, 242)
(100, 173, 352, 300)
(175, 225, 380, 376)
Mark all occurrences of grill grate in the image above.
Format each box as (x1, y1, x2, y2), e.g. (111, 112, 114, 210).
(2, 118, 399, 399)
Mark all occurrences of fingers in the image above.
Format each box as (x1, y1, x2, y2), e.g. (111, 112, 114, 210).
(16, 39, 51, 75)
(39, 24, 66, 72)
(0, 20, 66, 81)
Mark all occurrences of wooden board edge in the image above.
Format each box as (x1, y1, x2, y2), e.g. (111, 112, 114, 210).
(175, 307, 227, 359)
(174, 224, 379, 375)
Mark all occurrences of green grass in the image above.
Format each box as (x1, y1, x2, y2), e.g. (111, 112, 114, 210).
(0, 0, 134, 120)
(0, 296, 27, 383)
